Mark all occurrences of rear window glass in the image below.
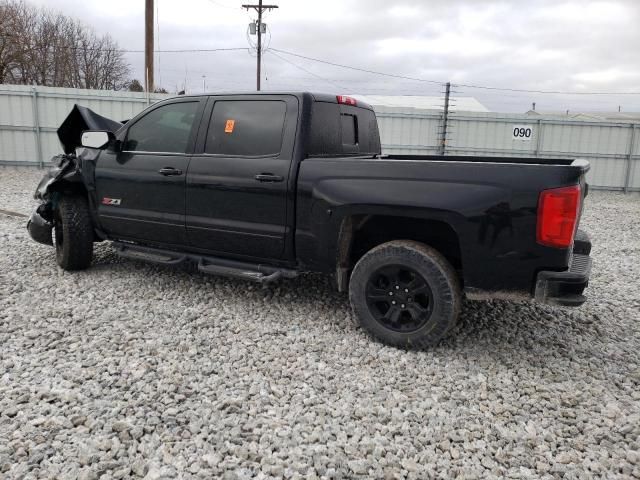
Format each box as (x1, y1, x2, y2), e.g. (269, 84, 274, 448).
(341, 114, 358, 145)
(205, 100, 286, 156)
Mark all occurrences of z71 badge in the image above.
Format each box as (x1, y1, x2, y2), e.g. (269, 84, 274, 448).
(101, 197, 121, 206)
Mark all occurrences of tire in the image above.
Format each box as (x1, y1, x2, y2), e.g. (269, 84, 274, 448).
(53, 195, 94, 271)
(349, 240, 461, 348)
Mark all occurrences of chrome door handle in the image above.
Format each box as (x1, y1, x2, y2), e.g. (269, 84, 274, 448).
(158, 167, 183, 176)
(255, 173, 284, 183)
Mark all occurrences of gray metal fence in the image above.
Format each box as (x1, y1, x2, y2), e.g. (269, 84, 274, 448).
(0, 84, 169, 167)
(1, 85, 639, 191)
(375, 106, 640, 192)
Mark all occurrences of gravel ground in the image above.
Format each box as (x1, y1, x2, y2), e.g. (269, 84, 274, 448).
(1, 165, 639, 480)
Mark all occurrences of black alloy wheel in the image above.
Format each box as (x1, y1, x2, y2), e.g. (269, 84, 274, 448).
(365, 265, 434, 333)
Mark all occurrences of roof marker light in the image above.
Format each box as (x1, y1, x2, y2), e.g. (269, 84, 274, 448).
(337, 95, 357, 106)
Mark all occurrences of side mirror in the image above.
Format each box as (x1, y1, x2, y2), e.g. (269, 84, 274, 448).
(81, 130, 115, 150)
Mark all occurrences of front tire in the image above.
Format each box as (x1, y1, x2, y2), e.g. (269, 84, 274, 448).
(349, 240, 461, 348)
(54, 195, 94, 271)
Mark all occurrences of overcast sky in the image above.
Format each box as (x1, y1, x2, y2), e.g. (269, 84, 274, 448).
(31, 0, 640, 112)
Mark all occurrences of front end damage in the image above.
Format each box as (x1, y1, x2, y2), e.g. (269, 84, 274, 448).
(27, 105, 122, 246)
(27, 152, 82, 245)
(27, 200, 55, 246)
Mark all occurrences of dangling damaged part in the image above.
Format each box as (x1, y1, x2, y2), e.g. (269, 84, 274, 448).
(27, 105, 122, 246)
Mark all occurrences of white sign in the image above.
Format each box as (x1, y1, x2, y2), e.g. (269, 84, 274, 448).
(512, 125, 534, 141)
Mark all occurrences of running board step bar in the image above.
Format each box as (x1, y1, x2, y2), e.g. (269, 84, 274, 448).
(197, 260, 296, 283)
(112, 242, 298, 283)
(114, 244, 186, 265)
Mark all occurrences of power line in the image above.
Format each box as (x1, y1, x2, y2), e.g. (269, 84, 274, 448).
(133, 47, 249, 53)
(206, 0, 243, 10)
(271, 48, 640, 96)
(0, 37, 250, 53)
(270, 48, 443, 85)
(267, 50, 347, 91)
(456, 82, 640, 96)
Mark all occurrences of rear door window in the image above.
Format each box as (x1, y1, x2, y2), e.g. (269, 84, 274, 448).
(205, 100, 286, 156)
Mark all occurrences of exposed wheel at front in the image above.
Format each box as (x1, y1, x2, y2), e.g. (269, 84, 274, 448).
(54, 195, 94, 271)
(349, 240, 461, 348)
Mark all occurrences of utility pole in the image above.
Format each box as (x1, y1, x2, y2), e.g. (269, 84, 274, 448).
(145, 0, 154, 92)
(439, 82, 451, 156)
(243, 0, 278, 91)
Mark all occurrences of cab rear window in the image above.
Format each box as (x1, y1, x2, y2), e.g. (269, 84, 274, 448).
(341, 114, 358, 145)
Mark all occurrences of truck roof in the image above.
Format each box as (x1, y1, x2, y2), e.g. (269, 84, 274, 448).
(162, 92, 375, 111)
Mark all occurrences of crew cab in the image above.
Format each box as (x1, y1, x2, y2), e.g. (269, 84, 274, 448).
(28, 92, 593, 348)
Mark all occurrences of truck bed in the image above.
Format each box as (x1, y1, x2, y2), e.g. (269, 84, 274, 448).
(296, 154, 589, 297)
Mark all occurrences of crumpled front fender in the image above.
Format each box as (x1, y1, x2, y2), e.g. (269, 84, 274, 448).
(34, 154, 82, 202)
(28, 104, 121, 247)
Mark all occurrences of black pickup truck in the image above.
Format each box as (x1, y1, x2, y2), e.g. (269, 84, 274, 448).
(28, 92, 592, 348)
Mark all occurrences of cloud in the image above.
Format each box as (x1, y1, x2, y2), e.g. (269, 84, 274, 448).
(25, 0, 640, 112)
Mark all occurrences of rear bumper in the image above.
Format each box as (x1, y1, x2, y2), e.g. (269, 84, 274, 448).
(534, 230, 592, 307)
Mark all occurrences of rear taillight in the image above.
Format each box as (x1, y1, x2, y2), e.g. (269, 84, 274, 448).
(336, 95, 357, 106)
(536, 185, 581, 248)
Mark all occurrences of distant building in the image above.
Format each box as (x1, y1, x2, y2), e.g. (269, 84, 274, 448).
(350, 95, 490, 112)
(525, 109, 640, 122)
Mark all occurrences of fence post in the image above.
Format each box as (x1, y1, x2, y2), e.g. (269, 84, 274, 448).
(624, 124, 636, 194)
(439, 82, 451, 156)
(31, 86, 43, 168)
(534, 119, 542, 157)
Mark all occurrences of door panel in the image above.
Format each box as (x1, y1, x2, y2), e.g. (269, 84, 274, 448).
(96, 151, 190, 245)
(186, 96, 298, 259)
(95, 98, 203, 246)
(186, 156, 289, 257)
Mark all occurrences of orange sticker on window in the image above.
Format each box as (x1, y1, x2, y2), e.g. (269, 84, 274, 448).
(224, 119, 235, 133)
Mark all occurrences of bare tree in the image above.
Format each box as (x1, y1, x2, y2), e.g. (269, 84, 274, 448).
(0, 3, 14, 81)
(0, 1, 36, 84)
(0, 0, 131, 89)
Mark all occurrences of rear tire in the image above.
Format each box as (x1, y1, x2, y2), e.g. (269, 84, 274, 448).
(54, 195, 94, 271)
(349, 240, 461, 348)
